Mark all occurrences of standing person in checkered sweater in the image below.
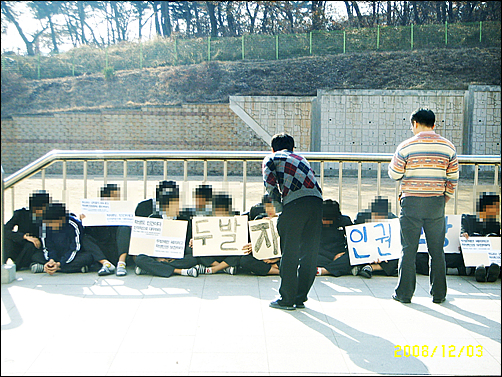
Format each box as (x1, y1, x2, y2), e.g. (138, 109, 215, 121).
(263, 133, 323, 310)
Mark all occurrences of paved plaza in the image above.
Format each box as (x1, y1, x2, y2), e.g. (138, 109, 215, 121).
(2, 174, 500, 375)
(1, 268, 500, 376)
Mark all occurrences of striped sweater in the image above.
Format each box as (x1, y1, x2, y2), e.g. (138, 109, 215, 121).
(388, 131, 459, 198)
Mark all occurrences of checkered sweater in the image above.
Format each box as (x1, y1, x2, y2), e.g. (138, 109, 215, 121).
(388, 131, 459, 198)
(263, 150, 323, 206)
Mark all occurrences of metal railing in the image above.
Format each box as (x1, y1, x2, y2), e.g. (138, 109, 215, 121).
(2, 149, 500, 212)
(1, 150, 500, 268)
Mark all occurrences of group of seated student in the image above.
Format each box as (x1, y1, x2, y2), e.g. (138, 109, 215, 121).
(315, 197, 399, 279)
(4, 184, 500, 284)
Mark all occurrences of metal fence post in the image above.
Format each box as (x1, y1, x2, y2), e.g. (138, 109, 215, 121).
(309, 31, 312, 55)
(242, 35, 245, 60)
(343, 30, 346, 53)
(139, 41, 143, 69)
(445, 21, 448, 46)
(208, 36, 211, 62)
(479, 21, 482, 43)
(37, 53, 41, 79)
(411, 24, 414, 50)
(377, 25, 380, 49)
(275, 35, 279, 60)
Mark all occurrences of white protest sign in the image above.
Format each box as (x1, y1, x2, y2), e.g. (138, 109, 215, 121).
(249, 217, 281, 260)
(418, 215, 461, 254)
(346, 218, 402, 266)
(459, 236, 501, 267)
(128, 217, 188, 258)
(192, 216, 248, 257)
(81, 199, 136, 226)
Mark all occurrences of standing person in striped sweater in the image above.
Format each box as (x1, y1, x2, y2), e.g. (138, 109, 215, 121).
(389, 108, 459, 304)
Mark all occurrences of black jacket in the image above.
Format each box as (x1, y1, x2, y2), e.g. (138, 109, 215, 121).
(4, 208, 42, 243)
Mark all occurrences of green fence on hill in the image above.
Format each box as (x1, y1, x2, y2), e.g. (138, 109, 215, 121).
(1, 21, 500, 80)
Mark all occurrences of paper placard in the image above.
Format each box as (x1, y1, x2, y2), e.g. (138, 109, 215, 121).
(81, 199, 137, 226)
(128, 217, 188, 258)
(192, 216, 248, 257)
(346, 218, 402, 266)
(249, 217, 281, 260)
(459, 236, 501, 267)
(418, 215, 461, 254)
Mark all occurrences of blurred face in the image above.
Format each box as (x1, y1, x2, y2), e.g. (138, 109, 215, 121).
(480, 202, 500, 220)
(45, 219, 65, 231)
(161, 198, 180, 218)
(322, 218, 334, 226)
(371, 212, 387, 221)
(32, 206, 46, 219)
(195, 195, 209, 210)
(214, 207, 230, 217)
(108, 190, 121, 200)
(264, 203, 276, 218)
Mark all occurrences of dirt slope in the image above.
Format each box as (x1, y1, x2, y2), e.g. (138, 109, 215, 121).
(1, 47, 500, 117)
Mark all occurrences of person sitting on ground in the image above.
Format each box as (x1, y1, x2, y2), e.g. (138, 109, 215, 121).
(195, 193, 241, 275)
(30, 202, 94, 274)
(461, 192, 500, 282)
(352, 196, 399, 278)
(3, 191, 51, 269)
(133, 180, 199, 278)
(316, 199, 354, 277)
(80, 184, 132, 277)
(240, 194, 281, 276)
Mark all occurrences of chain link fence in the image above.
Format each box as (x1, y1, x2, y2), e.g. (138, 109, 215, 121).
(2, 21, 500, 80)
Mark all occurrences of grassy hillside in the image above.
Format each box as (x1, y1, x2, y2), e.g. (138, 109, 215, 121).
(1, 47, 500, 117)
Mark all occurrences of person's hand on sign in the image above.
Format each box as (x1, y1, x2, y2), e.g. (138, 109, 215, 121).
(242, 243, 252, 255)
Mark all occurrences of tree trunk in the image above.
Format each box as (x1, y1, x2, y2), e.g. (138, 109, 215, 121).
(226, 2, 236, 36)
(160, 1, 172, 37)
(193, 2, 202, 36)
(48, 16, 59, 53)
(246, 2, 259, 34)
(1, 3, 36, 55)
(206, 1, 218, 37)
(387, 1, 392, 25)
(77, 1, 87, 44)
(344, 1, 354, 27)
(352, 1, 364, 27)
(261, 3, 269, 33)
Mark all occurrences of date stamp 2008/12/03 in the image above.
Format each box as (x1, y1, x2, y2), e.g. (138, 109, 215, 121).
(394, 345, 483, 358)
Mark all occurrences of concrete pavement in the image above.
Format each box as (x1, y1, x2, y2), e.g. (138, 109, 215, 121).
(1, 268, 500, 375)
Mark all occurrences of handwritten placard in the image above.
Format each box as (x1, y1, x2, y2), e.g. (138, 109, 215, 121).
(249, 217, 281, 260)
(81, 199, 136, 226)
(459, 236, 501, 267)
(192, 216, 248, 257)
(346, 218, 402, 266)
(128, 217, 188, 258)
(418, 215, 461, 254)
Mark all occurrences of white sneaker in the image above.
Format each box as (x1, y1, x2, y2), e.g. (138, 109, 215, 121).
(116, 265, 127, 276)
(223, 266, 237, 275)
(135, 266, 147, 275)
(184, 267, 198, 277)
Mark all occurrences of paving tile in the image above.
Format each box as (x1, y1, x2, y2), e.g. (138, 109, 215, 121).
(189, 352, 269, 373)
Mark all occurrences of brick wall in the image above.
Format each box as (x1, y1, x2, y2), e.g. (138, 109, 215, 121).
(1, 104, 269, 175)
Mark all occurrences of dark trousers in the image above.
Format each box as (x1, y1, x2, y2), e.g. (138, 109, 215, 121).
(240, 254, 274, 276)
(135, 251, 198, 277)
(199, 255, 241, 267)
(277, 196, 323, 305)
(317, 252, 351, 277)
(3, 238, 39, 268)
(395, 196, 447, 301)
(31, 250, 94, 273)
